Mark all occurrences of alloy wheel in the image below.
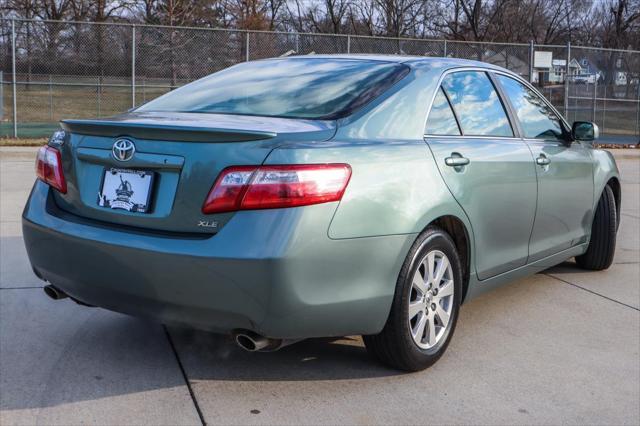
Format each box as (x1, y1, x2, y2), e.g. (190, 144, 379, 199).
(408, 250, 455, 349)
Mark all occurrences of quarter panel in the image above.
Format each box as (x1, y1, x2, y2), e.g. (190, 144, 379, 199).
(265, 140, 472, 240)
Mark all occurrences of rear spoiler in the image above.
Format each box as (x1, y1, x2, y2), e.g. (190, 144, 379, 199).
(60, 119, 277, 143)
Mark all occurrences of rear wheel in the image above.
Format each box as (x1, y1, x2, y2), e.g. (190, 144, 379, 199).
(576, 185, 617, 270)
(364, 226, 462, 371)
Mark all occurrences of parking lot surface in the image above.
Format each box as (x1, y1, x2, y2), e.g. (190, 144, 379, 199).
(1, 147, 638, 425)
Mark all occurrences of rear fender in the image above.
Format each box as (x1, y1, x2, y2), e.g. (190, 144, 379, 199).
(263, 139, 477, 277)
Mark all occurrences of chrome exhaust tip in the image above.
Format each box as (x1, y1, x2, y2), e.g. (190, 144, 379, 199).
(43, 285, 67, 300)
(233, 330, 302, 352)
(235, 332, 271, 352)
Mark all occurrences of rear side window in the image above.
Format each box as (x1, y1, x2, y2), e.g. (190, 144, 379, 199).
(496, 75, 565, 141)
(425, 88, 461, 135)
(442, 71, 513, 137)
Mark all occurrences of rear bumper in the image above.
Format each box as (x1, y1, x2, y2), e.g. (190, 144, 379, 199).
(23, 182, 414, 338)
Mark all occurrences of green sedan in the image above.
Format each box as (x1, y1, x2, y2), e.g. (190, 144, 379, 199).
(23, 55, 620, 371)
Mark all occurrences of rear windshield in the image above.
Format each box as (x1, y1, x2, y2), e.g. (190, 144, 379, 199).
(136, 58, 409, 120)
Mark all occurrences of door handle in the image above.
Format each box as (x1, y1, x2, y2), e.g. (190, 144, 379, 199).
(536, 155, 551, 166)
(445, 156, 470, 167)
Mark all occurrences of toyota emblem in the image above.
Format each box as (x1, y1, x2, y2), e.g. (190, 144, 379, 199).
(112, 139, 136, 162)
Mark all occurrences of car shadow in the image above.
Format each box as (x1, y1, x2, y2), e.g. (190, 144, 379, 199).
(544, 260, 596, 275)
(0, 295, 403, 412)
(167, 327, 402, 382)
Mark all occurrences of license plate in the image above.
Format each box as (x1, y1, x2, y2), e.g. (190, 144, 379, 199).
(98, 168, 154, 213)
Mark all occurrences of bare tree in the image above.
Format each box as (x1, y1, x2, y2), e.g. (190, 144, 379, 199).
(598, 0, 640, 49)
(595, 0, 640, 88)
(373, 0, 427, 37)
(0, 0, 638, 50)
(347, 0, 377, 35)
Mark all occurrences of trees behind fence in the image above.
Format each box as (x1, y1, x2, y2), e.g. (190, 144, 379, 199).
(0, 18, 638, 142)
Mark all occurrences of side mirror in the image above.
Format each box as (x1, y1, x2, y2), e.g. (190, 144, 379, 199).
(572, 121, 599, 142)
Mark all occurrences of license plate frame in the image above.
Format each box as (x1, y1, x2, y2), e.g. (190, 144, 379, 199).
(97, 168, 155, 213)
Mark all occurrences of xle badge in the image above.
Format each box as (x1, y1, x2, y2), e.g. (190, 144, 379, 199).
(198, 220, 218, 228)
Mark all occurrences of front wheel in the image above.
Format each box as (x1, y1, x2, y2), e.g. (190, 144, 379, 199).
(364, 226, 462, 371)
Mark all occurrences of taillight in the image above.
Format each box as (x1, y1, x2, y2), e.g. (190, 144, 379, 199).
(35, 146, 66, 193)
(202, 164, 351, 214)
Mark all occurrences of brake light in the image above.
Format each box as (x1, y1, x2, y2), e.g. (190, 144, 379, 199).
(35, 146, 67, 193)
(202, 164, 351, 214)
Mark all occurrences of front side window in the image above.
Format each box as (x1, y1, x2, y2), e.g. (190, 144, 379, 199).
(496, 75, 565, 141)
(425, 88, 461, 135)
(441, 71, 513, 137)
(137, 58, 409, 120)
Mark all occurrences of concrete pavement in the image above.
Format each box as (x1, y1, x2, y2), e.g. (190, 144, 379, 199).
(1, 147, 638, 425)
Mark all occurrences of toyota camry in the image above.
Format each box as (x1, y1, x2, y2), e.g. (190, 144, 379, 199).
(23, 55, 620, 371)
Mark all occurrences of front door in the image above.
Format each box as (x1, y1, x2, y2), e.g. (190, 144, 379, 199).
(425, 71, 538, 280)
(494, 74, 594, 261)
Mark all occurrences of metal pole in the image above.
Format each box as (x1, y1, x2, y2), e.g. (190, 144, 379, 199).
(131, 25, 136, 108)
(347, 34, 350, 54)
(11, 19, 17, 138)
(49, 74, 53, 121)
(636, 83, 640, 143)
(97, 78, 101, 117)
(564, 41, 570, 118)
(0, 71, 3, 121)
(443, 39, 447, 57)
(529, 40, 534, 83)
(602, 85, 607, 135)
(592, 78, 597, 122)
(245, 32, 250, 61)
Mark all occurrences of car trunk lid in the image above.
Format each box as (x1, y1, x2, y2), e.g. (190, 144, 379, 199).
(52, 112, 336, 234)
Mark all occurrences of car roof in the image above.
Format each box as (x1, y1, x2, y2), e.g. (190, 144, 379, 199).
(273, 54, 509, 73)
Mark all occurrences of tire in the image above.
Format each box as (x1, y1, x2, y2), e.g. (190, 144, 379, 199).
(363, 226, 462, 372)
(575, 185, 617, 271)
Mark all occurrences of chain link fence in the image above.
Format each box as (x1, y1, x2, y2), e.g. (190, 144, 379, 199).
(1, 18, 638, 143)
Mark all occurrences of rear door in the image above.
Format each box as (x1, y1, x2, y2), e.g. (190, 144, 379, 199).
(425, 70, 537, 280)
(493, 74, 594, 261)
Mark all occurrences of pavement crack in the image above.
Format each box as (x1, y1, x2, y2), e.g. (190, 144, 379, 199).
(163, 325, 207, 426)
(621, 212, 640, 220)
(544, 273, 639, 312)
